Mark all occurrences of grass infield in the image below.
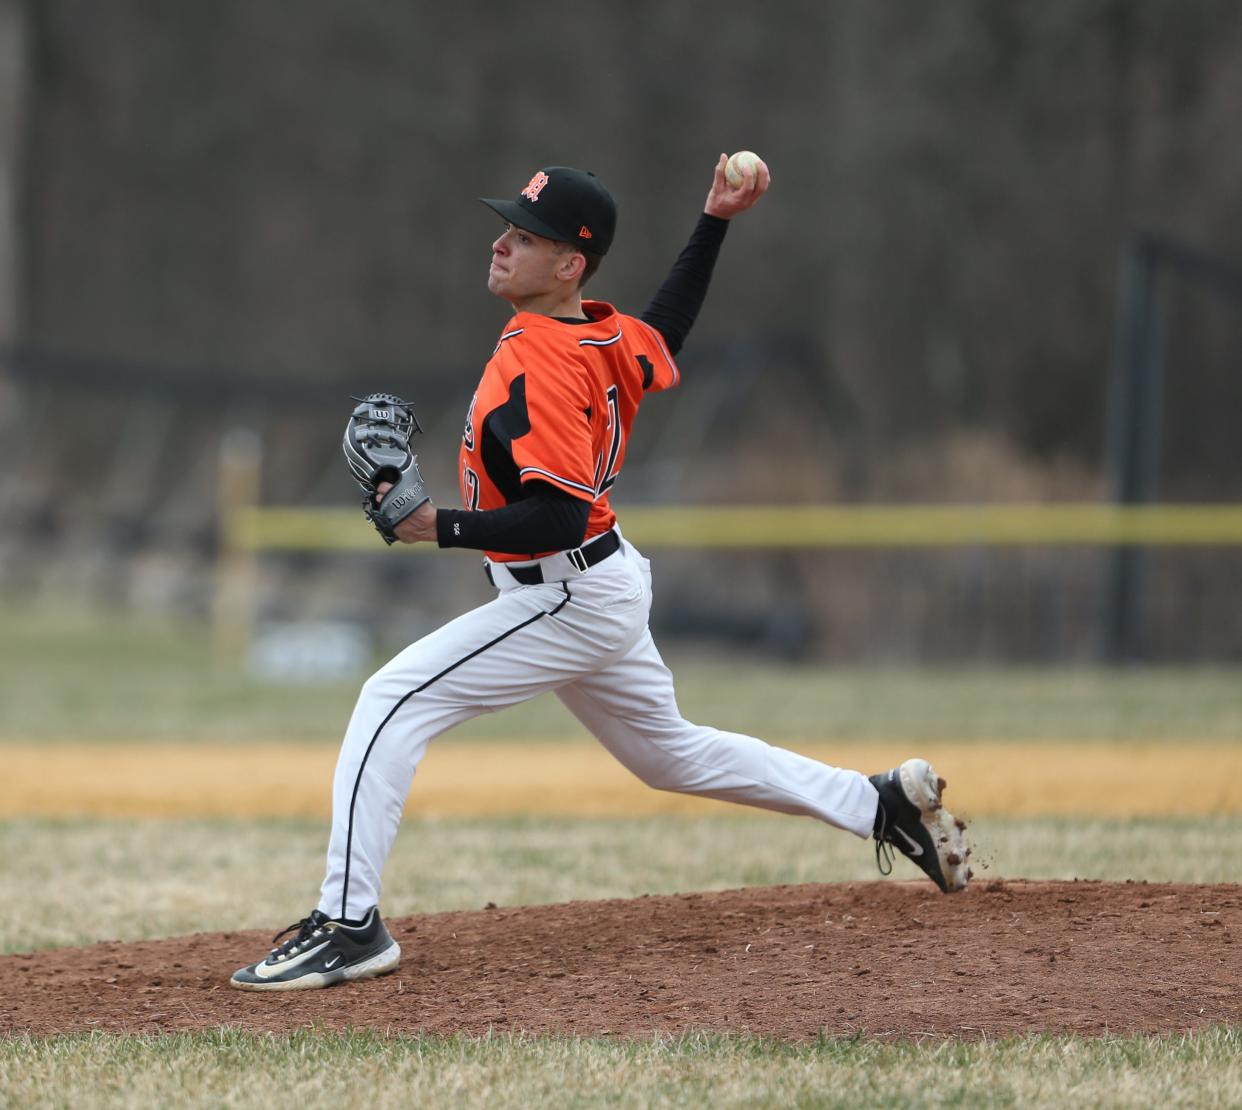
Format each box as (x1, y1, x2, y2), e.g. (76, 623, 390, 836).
(1, 1026, 1239, 1109)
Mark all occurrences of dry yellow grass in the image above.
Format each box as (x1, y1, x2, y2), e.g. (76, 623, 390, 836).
(2, 738, 1238, 819)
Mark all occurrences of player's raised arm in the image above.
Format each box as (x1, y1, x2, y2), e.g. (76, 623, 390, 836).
(640, 151, 771, 356)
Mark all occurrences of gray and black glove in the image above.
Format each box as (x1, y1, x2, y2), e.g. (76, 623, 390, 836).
(342, 392, 431, 545)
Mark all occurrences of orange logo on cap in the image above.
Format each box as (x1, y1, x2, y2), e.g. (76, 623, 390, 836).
(521, 172, 550, 203)
(578, 225, 593, 239)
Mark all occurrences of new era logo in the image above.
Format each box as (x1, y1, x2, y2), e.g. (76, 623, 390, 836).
(578, 225, 593, 239)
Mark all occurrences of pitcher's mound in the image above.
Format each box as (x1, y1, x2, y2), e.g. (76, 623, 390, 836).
(3, 881, 1238, 1038)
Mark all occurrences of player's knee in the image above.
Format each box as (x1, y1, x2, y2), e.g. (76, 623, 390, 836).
(358, 666, 401, 705)
(635, 758, 684, 793)
(358, 669, 382, 698)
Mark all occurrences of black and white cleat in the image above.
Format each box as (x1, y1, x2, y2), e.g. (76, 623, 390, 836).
(869, 758, 970, 893)
(230, 906, 400, 991)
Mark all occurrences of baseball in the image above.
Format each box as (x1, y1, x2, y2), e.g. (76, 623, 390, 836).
(725, 150, 761, 188)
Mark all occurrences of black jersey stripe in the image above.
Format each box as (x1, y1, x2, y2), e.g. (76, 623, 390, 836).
(339, 586, 571, 919)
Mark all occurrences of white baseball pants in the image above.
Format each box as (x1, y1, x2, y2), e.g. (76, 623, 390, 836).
(318, 535, 880, 921)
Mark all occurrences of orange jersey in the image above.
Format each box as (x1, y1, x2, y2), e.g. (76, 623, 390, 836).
(458, 300, 680, 562)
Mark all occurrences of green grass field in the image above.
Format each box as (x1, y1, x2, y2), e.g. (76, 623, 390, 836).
(3, 604, 1241, 744)
(3, 814, 1241, 955)
(3, 1026, 1239, 1109)
(2, 607, 1240, 1107)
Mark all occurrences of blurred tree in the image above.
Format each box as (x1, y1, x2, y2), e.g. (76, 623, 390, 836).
(13, 0, 1242, 484)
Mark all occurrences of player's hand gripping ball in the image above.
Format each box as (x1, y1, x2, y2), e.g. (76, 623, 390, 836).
(724, 150, 762, 188)
(705, 151, 769, 221)
(342, 393, 431, 545)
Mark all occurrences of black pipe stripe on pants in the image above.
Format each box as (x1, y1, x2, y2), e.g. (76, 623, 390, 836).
(340, 586, 571, 919)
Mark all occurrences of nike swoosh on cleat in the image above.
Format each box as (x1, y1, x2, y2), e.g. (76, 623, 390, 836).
(253, 940, 331, 979)
(324, 955, 342, 969)
(893, 827, 924, 857)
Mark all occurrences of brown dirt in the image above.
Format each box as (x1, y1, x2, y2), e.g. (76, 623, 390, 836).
(3, 881, 1239, 1039)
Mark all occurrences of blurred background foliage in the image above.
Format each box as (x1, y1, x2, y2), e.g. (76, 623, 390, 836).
(1, 0, 1240, 661)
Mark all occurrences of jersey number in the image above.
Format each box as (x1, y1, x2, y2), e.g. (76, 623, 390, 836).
(463, 465, 480, 511)
(593, 385, 622, 496)
(462, 394, 477, 451)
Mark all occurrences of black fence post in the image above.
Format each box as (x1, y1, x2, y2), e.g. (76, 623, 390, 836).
(1103, 233, 1165, 662)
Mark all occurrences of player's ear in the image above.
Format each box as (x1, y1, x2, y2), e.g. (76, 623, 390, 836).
(556, 249, 587, 284)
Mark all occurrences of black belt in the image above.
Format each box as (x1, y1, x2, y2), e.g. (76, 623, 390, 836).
(496, 528, 621, 586)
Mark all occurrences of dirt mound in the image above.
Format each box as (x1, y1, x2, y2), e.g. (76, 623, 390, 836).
(3, 881, 1238, 1039)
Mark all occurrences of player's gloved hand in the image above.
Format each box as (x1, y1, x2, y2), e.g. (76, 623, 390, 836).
(342, 392, 432, 545)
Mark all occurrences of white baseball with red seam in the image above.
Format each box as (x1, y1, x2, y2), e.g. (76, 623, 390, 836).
(724, 150, 762, 188)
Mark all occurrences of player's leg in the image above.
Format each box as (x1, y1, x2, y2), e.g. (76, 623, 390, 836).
(235, 586, 578, 990)
(555, 627, 879, 836)
(317, 582, 571, 922)
(235, 583, 597, 991)
(233, 556, 656, 990)
(556, 629, 969, 891)
(318, 564, 653, 924)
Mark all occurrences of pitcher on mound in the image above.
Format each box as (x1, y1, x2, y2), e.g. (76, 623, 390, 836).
(231, 154, 968, 992)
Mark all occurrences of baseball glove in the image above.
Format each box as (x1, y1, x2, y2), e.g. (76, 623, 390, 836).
(342, 392, 431, 545)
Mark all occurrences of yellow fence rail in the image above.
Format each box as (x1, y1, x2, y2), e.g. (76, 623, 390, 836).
(227, 504, 1242, 553)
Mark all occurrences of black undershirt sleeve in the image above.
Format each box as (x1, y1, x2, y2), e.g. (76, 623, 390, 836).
(436, 481, 590, 555)
(639, 212, 729, 356)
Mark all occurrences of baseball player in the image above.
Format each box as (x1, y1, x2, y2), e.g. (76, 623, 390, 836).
(231, 156, 969, 991)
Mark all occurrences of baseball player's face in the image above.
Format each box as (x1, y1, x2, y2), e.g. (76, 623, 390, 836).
(488, 224, 579, 304)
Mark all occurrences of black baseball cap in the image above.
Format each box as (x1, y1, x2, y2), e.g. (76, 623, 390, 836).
(480, 166, 616, 256)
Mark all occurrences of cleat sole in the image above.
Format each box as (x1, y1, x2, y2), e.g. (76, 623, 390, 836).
(899, 759, 970, 893)
(343, 940, 402, 982)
